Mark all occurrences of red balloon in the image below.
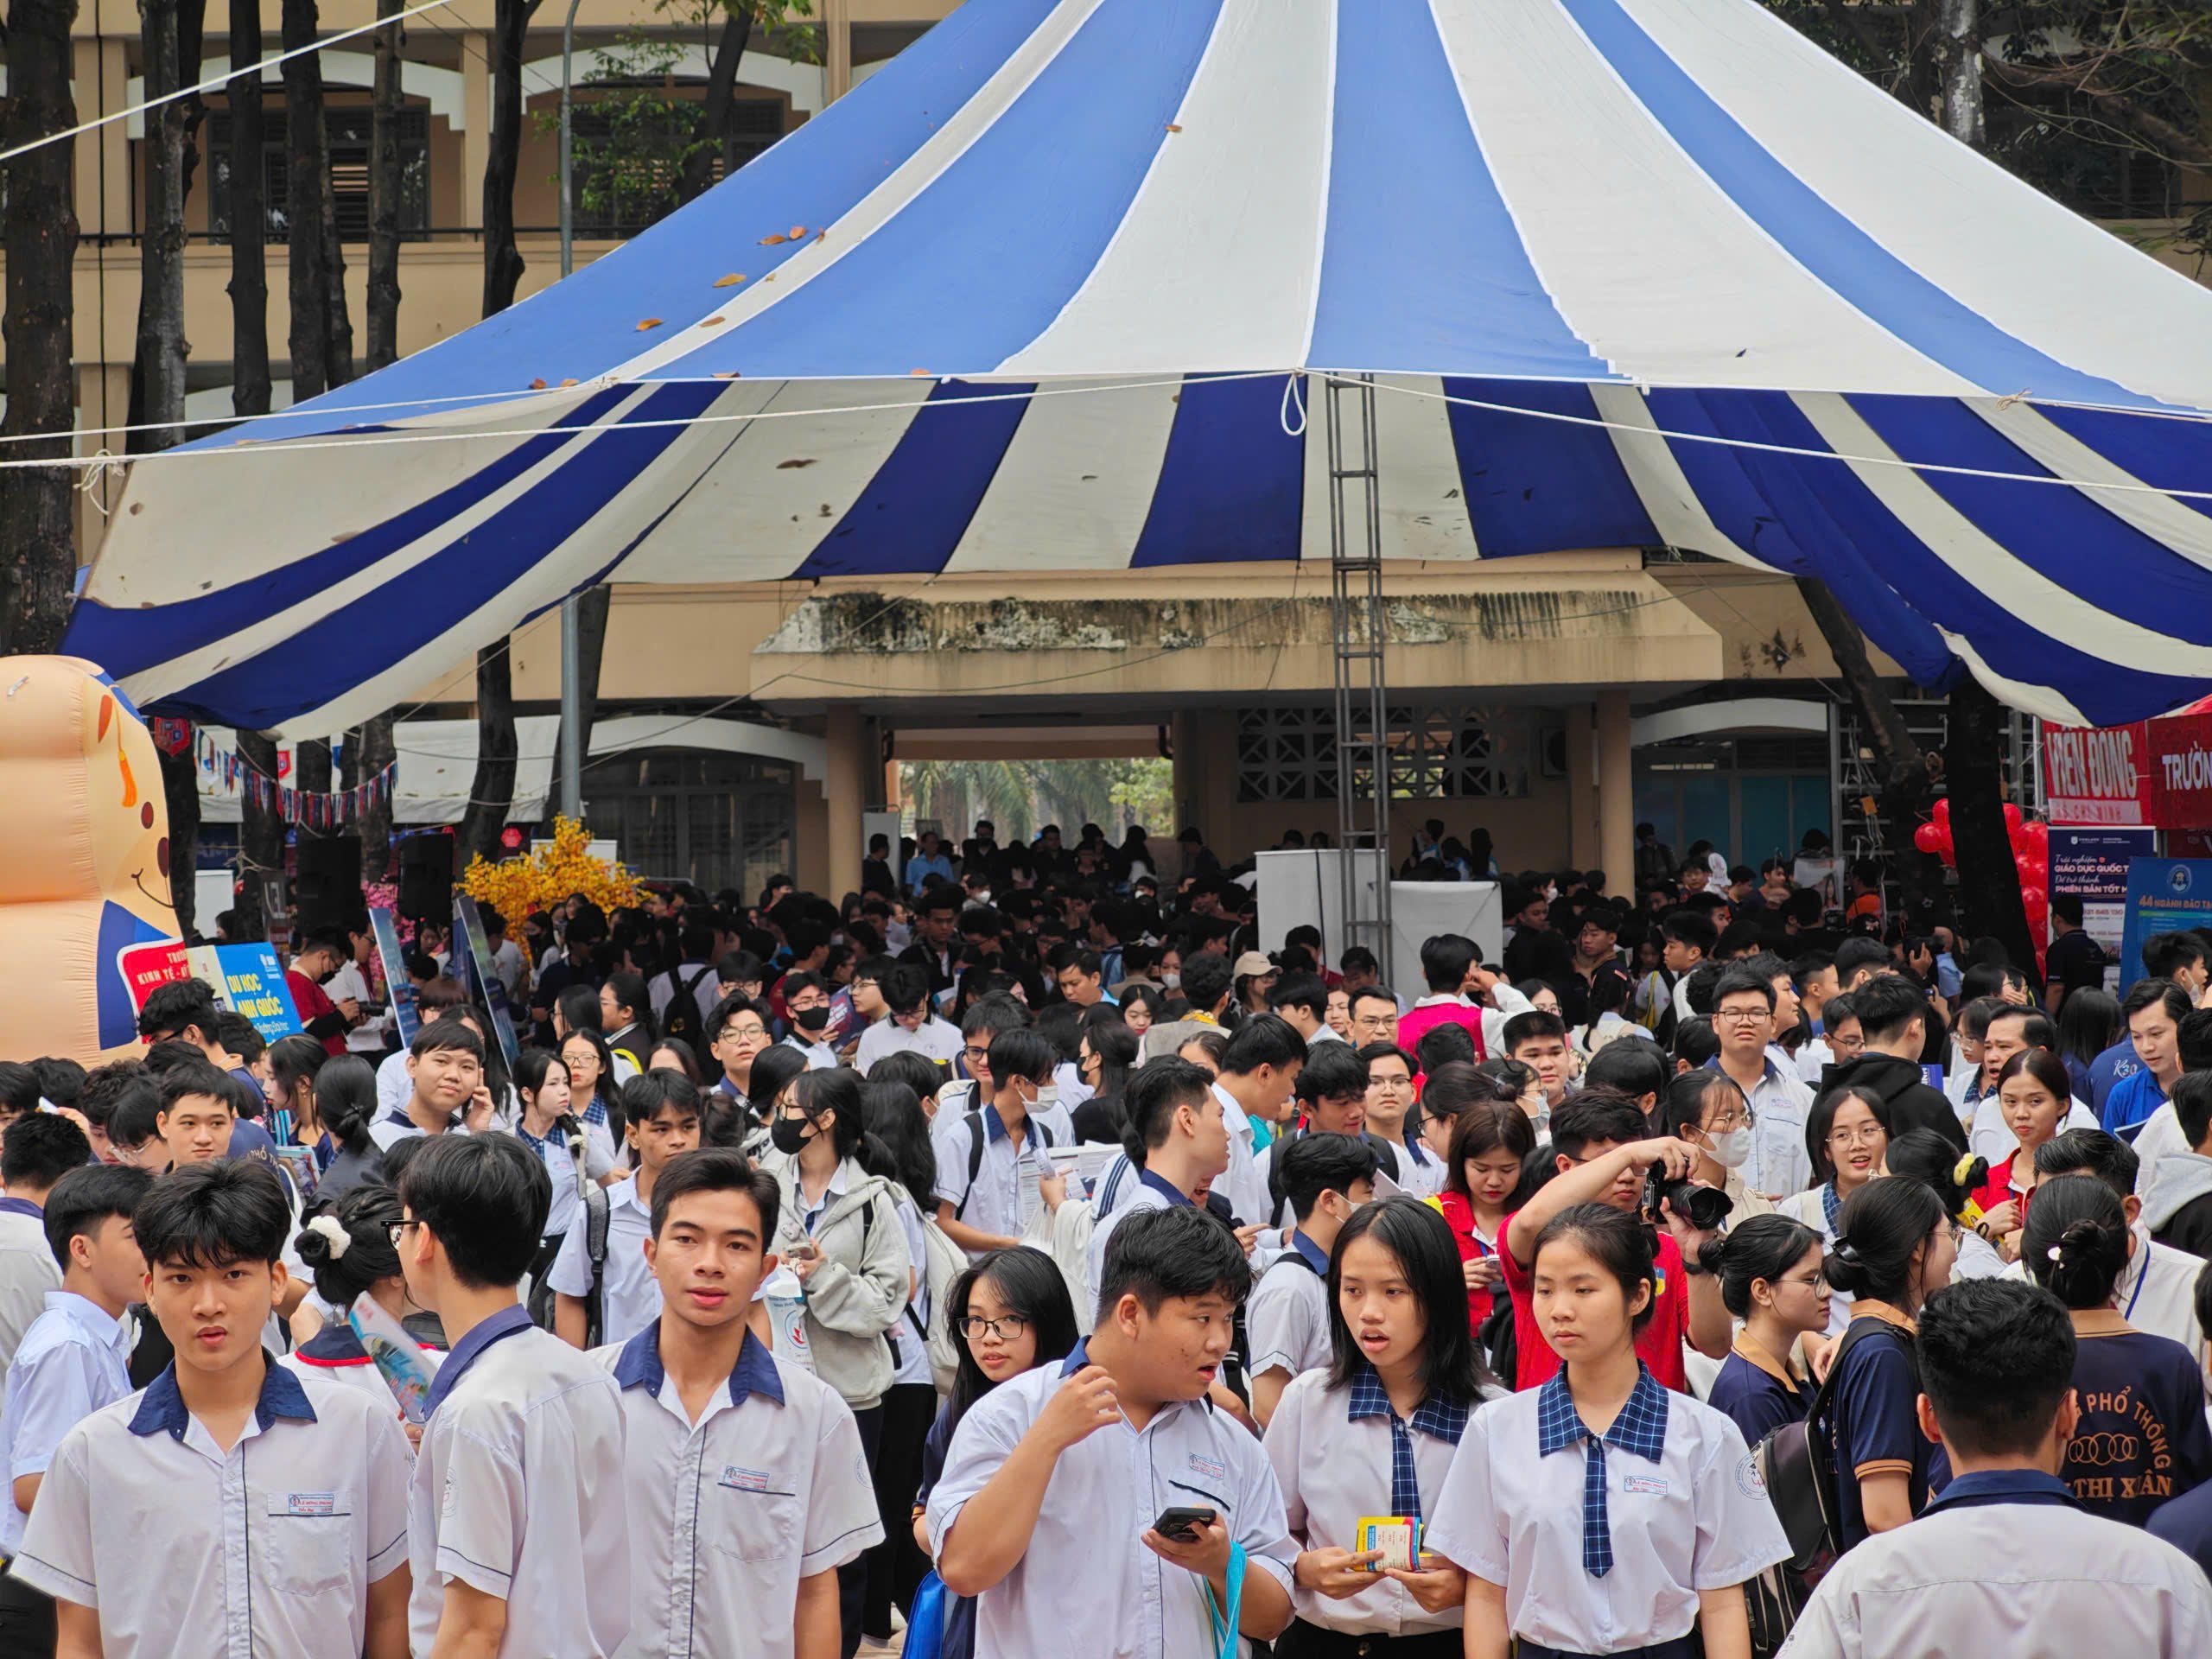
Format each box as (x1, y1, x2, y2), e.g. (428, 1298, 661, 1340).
(2023, 820, 2050, 849)
(1914, 823, 1944, 855)
(2015, 852, 2037, 881)
(1936, 828, 1956, 865)
(1933, 798, 1951, 827)
(2021, 885, 2048, 913)
(2004, 803, 2024, 830)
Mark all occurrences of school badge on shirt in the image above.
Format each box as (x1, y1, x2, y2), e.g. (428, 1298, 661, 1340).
(720, 1466, 772, 1493)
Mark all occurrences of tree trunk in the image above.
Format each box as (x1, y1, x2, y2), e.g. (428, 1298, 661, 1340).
(321, 165, 355, 388)
(282, 0, 333, 400)
(0, 0, 82, 657)
(238, 729, 288, 928)
(1933, 0, 1983, 148)
(161, 744, 203, 937)
(550, 585, 613, 823)
(227, 0, 272, 418)
(481, 0, 543, 317)
(1945, 680, 2037, 976)
(1793, 576, 1943, 928)
(296, 737, 333, 843)
(365, 0, 406, 371)
(176, 0, 209, 197)
(458, 643, 518, 864)
(131, 0, 192, 457)
(681, 7, 753, 205)
(357, 713, 397, 882)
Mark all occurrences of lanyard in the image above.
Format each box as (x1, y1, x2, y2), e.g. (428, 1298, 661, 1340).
(2125, 1249, 2149, 1323)
(1204, 1541, 1245, 1659)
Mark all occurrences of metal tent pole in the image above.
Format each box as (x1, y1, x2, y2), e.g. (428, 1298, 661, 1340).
(1325, 372, 1391, 962)
(555, 0, 585, 820)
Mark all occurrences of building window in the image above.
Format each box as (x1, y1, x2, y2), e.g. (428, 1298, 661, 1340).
(582, 747, 794, 895)
(567, 96, 786, 238)
(1236, 706, 1529, 804)
(209, 106, 431, 243)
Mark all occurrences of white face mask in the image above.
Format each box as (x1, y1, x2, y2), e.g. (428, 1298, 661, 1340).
(1705, 1128, 1753, 1169)
(1162, 972, 1181, 990)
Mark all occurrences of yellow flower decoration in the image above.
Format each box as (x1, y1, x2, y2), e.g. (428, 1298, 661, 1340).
(457, 816, 644, 917)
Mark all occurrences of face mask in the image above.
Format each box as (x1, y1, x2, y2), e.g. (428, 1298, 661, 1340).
(975, 891, 993, 906)
(770, 1116, 811, 1156)
(1705, 1128, 1753, 1169)
(1162, 972, 1181, 990)
(793, 1006, 831, 1034)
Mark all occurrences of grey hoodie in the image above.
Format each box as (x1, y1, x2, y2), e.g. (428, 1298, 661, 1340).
(772, 1157, 912, 1411)
(2142, 1148, 2212, 1234)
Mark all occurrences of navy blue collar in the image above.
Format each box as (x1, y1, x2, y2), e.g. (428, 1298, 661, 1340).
(296, 1324, 371, 1364)
(1537, 1363, 1669, 1464)
(1059, 1338, 1092, 1377)
(1288, 1230, 1331, 1275)
(0, 1195, 42, 1221)
(981, 1103, 1044, 1149)
(613, 1319, 785, 1408)
(1346, 1363, 1471, 1445)
(1138, 1169, 1195, 1207)
(128, 1355, 317, 1440)
(424, 1303, 535, 1417)
(1922, 1468, 2077, 1514)
(1402, 1129, 1431, 1166)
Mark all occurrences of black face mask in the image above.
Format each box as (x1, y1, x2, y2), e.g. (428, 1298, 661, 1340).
(793, 1005, 831, 1034)
(770, 1116, 811, 1156)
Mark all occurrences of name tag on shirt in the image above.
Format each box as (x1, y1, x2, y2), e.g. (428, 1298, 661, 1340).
(1622, 1475, 1669, 1497)
(720, 1465, 773, 1494)
(267, 1491, 349, 1517)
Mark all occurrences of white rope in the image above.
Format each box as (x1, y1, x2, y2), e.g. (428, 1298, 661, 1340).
(73, 450, 127, 518)
(0, 382, 596, 450)
(1279, 372, 1307, 437)
(0, 0, 460, 166)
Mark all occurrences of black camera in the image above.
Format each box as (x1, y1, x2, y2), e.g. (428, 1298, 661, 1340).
(1645, 1166, 1733, 1231)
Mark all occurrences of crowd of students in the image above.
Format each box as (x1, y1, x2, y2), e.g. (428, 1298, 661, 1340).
(4, 817, 2212, 1655)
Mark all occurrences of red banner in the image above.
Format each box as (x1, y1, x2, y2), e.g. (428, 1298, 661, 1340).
(2046, 714, 2212, 830)
(116, 941, 192, 1015)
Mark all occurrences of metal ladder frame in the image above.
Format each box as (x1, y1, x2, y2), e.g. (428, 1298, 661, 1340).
(1325, 372, 1392, 961)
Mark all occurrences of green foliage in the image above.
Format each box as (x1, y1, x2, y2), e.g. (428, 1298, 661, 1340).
(900, 759, 1173, 842)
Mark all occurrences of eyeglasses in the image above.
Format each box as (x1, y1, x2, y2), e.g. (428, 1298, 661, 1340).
(1778, 1272, 1829, 1294)
(387, 1219, 423, 1248)
(1702, 1109, 1753, 1133)
(957, 1313, 1030, 1341)
(962, 1045, 991, 1063)
(1715, 1007, 1770, 1026)
(1827, 1124, 1886, 1148)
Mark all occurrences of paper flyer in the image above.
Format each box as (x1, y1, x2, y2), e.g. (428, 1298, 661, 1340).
(346, 1294, 435, 1424)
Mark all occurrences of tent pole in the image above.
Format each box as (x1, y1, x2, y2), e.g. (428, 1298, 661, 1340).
(1326, 372, 1391, 966)
(556, 0, 585, 822)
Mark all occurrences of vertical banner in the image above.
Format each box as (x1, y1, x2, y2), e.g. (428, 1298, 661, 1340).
(2050, 830, 2157, 992)
(369, 909, 423, 1047)
(2120, 859, 2212, 988)
(451, 896, 522, 1068)
(212, 945, 304, 1043)
(259, 871, 293, 956)
(117, 942, 193, 1018)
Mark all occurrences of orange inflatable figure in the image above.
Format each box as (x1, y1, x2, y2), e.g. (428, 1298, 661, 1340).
(0, 657, 183, 1063)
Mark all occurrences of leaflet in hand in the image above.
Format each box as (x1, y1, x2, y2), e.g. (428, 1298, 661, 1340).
(346, 1294, 434, 1424)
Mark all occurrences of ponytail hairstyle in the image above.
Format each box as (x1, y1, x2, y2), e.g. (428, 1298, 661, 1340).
(1532, 1203, 1660, 1335)
(2022, 1173, 2130, 1311)
(1827, 1175, 1948, 1306)
(1698, 1212, 1824, 1320)
(292, 1181, 406, 1306)
(265, 1035, 327, 1115)
(315, 1053, 380, 1161)
(791, 1067, 880, 1172)
(1885, 1128, 1988, 1223)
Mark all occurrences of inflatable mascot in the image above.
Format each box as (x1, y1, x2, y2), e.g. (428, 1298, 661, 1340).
(0, 657, 183, 1064)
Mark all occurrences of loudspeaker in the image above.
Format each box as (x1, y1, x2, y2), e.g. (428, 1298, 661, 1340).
(295, 836, 364, 931)
(397, 835, 454, 924)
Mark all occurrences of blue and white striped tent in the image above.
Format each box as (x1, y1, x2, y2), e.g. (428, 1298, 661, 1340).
(64, 0, 2212, 735)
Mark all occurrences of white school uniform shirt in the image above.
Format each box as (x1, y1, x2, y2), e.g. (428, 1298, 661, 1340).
(510, 1117, 614, 1242)
(0, 1291, 135, 1555)
(592, 1323, 884, 1659)
(1084, 1171, 1186, 1294)
(408, 1306, 630, 1659)
(276, 1321, 444, 1423)
(782, 1033, 839, 1071)
(1999, 1224, 2204, 1352)
(1779, 1471, 2212, 1658)
(925, 1341, 1298, 1659)
(1245, 1234, 1332, 1382)
(1211, 1081, 1276, 1229)
(12, 1360, 412, 1659)
(374, 1048, 412, 1121)
(326, 960, 389, 1054)
(0, 1201, 61, 1400)
(1262, 1368, 1479, 1638)
(1968, 1094, 2100, 1166)
(931, 1104, 1054, 1258)
(855, 1014, 964, 1077)
(1424, 1366, 1791, 1654)
(889, 1193, 934, 1389)
(1714, 1059, 1815, 1199)
(547, 1173, 659, 1344)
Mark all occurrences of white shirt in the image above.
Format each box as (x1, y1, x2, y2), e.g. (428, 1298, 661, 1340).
(374, 1048, 412, 1122)
(408, 1308, 629, 1659)
(855, 1015, 963, 1077)
(325, 960, 387, 1053)
(1263, 1369, 1477, 1637)
(1778, 1475, 2212, 1658)
(547, 1174, 658, 1344)
(925, 1343, 1297, 1659)
(1424, 1376, 1791, 1652)
(509, 1116, 613, 1242)
(593, 1326, 883, 1659)
(1716, 1059, 1815, 1200)
(1085, 1173, 1184, 1295)
(2135, 1103, 2192, 1197)
(276, 1324, 443, 1421)
(1211, 1081, 1276, 1229)
(13, 1361, 412, 1659)
(782, 1034, 838, 1071)
(931, 1105, 1053, 1257)
(1246, 1239, 1332, 1381)
(0, 1291, 135, 1554)
(889, 1195, 934, 1389)
(2000, 1225, 2204, 1352)
(1968, 1095, 2100, 1166)
(0, 1205, 62, 1398)
(487, 936, 528, 1001)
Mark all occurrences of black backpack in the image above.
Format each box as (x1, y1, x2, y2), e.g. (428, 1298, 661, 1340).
(953, 1108, 1055, 1220)
(1755, 1318, 1915, 1574)
(660, 963, 718, 1065)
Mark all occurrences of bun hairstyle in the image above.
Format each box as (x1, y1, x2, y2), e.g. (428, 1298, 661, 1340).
(1827, 1175, 1948, 1306)
(2022, 1173, 2130, 1311)
(1885, 1128, 1986, 1221)
(1532, 1202, 1661, 1336)
(292, 1182, 406, 1306)
(1699, 1213, 1824, 1321)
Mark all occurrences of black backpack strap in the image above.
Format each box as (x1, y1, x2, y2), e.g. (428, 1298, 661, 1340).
(582, 1179, 612, 1348)
(956, 1109, 987, 1221)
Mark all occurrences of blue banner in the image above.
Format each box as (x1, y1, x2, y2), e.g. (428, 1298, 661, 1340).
(210, 944, 303, 1044)
(369, 909, 422, 1048)
(452, 896, 522, 1069)
(2119, 859, 2212, 988)
(2052, 829, 2157, 994)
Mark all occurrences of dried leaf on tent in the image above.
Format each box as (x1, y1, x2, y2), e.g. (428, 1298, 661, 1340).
(712, 371, 742, 380)
(560, 378, 579, 387)
(789, 225, 807, 238)
(911, 369, 932, 377)
(129, 501, 145, 514)
(813, 229, 827, 243)
(637, 317, 664, 330)
(760, 232, 789, 245)
(530, 378, 548, 389)
(1166, 123, 1183, 132)
(714, 272, 747, 287)
(778, 458, 817, 470)
(702, 315, 726, 327)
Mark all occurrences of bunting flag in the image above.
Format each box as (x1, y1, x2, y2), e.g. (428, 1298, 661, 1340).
(234, 753, 396, 826)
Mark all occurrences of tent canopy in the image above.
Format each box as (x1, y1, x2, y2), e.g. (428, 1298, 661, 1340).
(64, 0, 2212, 734)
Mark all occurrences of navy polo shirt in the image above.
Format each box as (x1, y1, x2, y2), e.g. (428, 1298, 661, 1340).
(1822, 1309, 1948, 1551)
(1707, 1344, 1809, 1450)
(2065, 1319, 2212, 1527)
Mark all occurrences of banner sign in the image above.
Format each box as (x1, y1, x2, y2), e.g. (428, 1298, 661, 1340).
(2120, 859, 2212, 987)
(2050, 830, 2156, 992)
(2045, 714, 2212, 830)
(207, 945, 303, 1043)
(118, 942, 192, 1014)
(369, 909, 423, 1047)
(452, 896, 522, 1067)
